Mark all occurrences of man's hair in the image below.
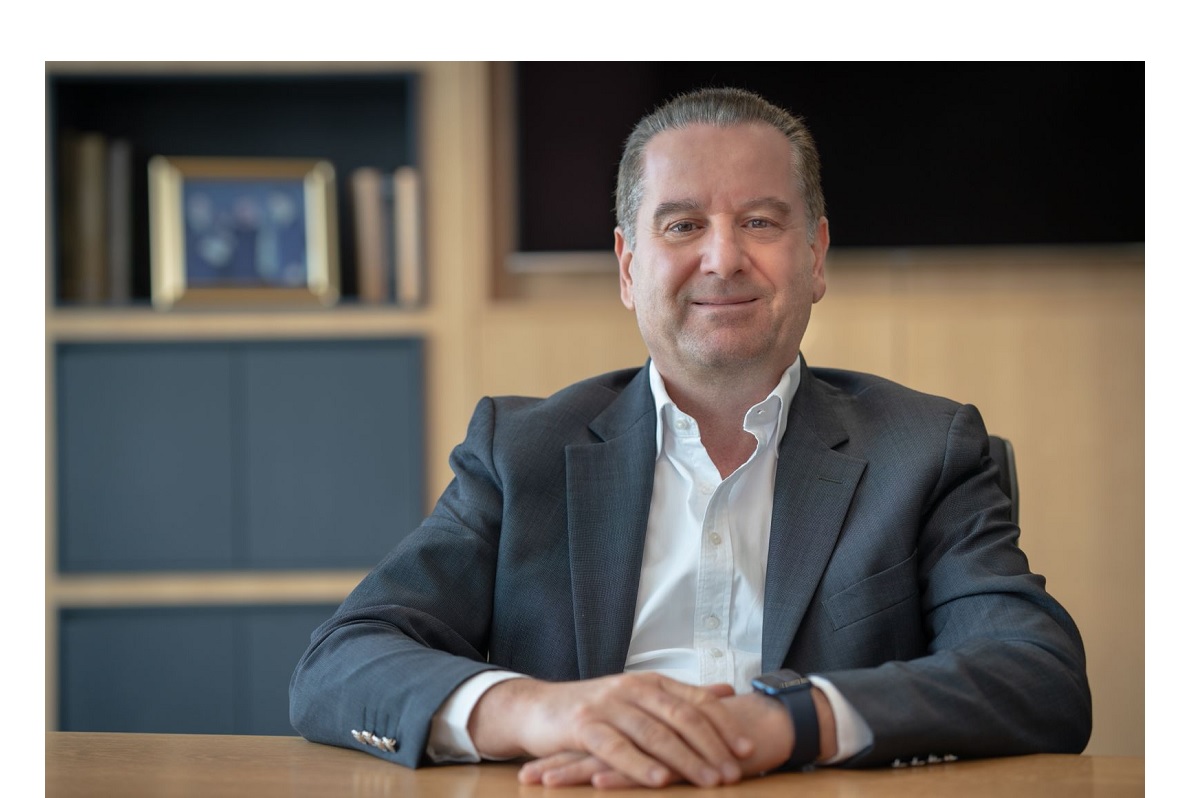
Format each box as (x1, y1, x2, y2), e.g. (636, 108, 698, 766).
(615, 87, 825, 248)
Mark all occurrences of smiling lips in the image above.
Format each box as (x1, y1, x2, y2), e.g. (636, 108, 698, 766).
(692, 297, 758, 306)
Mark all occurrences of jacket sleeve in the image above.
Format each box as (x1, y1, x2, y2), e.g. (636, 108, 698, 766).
(288, 397, 508, 767)
(817, 404, 1092, 766)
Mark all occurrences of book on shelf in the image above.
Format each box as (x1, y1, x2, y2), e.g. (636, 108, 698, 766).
(349, 165, 424, 308)
(106, 138, 133, 305)
(349, 167, 392, 304)
(58, 130, 107, 304)
(393, 166, 424, 308)
(57, 130, 133, 305)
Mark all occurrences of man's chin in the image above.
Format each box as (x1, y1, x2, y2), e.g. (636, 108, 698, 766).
(684, 345, 776, 374)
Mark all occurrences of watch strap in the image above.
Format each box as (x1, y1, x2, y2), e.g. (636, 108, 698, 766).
(773, 684, 821, 770)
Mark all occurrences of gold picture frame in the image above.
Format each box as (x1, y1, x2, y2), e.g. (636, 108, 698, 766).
(149, 156, 339, 309)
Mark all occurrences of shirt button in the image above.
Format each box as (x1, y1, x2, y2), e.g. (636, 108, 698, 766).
(704, 615, 720, 630)
(709, 648, 724, 658)
(708, 532, 722, 546)
(699, 483, 714, 495)
(674, 418, 690, 430)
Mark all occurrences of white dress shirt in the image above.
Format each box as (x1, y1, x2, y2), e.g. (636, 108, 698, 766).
(427, 357, 871, 763)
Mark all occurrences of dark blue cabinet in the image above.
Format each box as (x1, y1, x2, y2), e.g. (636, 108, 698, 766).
(59, 604, 338, 734)
(56, 339, 425, 572)
(241, 342, 425, 568)
(54, 337, 424, 734)
(57, 345, 238, 570)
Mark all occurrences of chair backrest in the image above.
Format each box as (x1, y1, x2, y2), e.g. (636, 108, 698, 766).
(987, 435, 1020, 524)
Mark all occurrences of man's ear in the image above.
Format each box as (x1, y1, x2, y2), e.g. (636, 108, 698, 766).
(615, 226, 636, 310)
(810, 216, 830, 304)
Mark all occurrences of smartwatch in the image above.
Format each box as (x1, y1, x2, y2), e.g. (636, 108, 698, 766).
(751, 669, 820, 771)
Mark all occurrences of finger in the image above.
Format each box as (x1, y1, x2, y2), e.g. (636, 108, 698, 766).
(518, 677, 709, 787)
(517, 751, 590, 785)
(620, 678, 747, 781)
(655, 677, 755, 761)
(542, 755, 611, 788)
(591, 692, 734, 787)
(593, 767, 665, 790)
(602, 708, 728, 787)
(528, 761, 677, 791)
(563, 675, 725, 787)
(577, 721, 679, 788)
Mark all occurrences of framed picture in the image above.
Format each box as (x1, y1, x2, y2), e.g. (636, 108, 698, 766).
(149, 156, 339, 309)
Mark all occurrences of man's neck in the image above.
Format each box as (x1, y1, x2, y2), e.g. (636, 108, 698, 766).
(657, 361, 788, 422)
(656, 360, 793, 479)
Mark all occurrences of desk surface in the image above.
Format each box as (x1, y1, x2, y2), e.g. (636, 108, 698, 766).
(46, 732, 1143, 797)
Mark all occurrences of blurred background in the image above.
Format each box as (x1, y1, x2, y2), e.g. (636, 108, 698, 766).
(44, 61, 1143, 756)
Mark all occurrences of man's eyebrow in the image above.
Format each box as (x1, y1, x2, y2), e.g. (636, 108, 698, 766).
(651, 199, 703, 228)
(651, 197, 796, 228)
(742, 197, 795, 217)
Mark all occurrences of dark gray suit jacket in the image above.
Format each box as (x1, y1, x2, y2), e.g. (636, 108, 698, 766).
(289, 359, 1091, 768)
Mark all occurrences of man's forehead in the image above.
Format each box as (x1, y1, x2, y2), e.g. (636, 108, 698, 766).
(638, 123, 800, 211)
(642, 121, 788, 159)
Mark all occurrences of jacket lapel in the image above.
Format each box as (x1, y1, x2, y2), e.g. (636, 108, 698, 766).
(565, 367, 657, 679)
(761, 361, 866, 672)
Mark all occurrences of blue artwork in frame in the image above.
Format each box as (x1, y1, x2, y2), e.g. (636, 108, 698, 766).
(183, 179, 309, 289)
(149, 156, 339, 309)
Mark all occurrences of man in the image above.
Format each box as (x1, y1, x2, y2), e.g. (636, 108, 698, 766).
(289, 87, 1091, 789)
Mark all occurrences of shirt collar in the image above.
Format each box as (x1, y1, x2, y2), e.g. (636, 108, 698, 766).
(648, 355, 803, 456)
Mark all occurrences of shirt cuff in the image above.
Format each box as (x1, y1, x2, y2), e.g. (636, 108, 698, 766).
(425, 670, 530, 763)
(808, 674, 873, 765)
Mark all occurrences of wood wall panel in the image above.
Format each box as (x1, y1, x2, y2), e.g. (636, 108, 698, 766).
(475, 302, 647, 400)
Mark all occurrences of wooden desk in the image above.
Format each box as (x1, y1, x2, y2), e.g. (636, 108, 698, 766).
(46, 732, 1144, 797)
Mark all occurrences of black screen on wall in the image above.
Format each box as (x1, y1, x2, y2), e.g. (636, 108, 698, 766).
(515, 61, 1144, 252)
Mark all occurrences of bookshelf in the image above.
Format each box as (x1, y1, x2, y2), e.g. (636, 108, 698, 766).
(44, 61, 494, 735)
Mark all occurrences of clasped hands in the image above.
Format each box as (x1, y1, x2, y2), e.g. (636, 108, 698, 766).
(466, 672, 797, 789)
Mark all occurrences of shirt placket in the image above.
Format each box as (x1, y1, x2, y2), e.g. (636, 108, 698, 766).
(687, 440, 735, 686)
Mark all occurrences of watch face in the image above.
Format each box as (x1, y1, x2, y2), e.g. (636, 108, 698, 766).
(753, 670, 811, 694)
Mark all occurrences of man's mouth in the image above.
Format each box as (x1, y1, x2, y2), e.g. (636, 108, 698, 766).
(692, 297, 757, 306)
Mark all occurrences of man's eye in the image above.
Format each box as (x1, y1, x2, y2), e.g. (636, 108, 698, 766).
(667, 221, 697, 234)
(747, 218, 776, 229)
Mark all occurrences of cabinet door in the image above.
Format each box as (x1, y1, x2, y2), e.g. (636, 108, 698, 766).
(56, 339, 425, 572)
(59, 606, 237, 733)
(242, 340, 425, 569)
(59, 605, 338, 734)
(57, 343, 237, 571)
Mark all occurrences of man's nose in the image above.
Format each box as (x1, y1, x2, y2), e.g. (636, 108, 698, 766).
(700, 222, 746, 279)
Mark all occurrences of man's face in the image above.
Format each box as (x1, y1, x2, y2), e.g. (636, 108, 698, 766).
(616, 123, 829, 386)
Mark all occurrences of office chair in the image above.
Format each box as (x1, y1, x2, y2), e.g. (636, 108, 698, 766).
(987, 435, 1020, 524)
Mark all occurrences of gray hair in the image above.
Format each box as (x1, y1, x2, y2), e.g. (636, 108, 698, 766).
(615, 87, 825, 249)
